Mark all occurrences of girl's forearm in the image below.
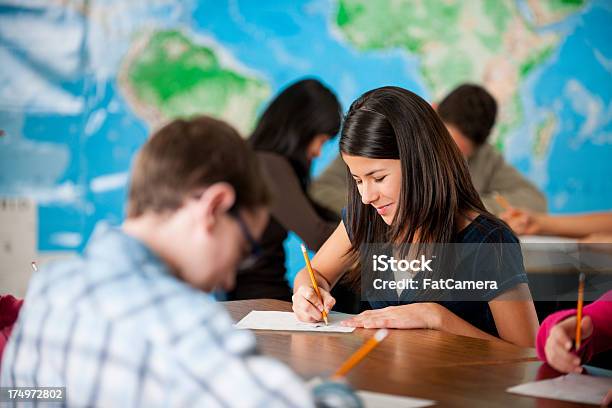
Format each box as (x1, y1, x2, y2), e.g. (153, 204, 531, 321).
(538, 213, 612, 237)
(432, 304, 506, 343)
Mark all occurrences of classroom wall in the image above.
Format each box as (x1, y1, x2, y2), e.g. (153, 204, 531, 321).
(1, 0, 611, 292)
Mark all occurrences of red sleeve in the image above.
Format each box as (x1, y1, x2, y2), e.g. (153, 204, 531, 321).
(0, 295, 23, 328)
(0, 295, 24, 363)
(536, 291, 612, 363)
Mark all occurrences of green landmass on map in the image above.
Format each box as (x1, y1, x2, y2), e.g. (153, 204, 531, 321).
(334, 0, 586, 152)
(120, 29, 269, 135)
(534, 113, 557, 158)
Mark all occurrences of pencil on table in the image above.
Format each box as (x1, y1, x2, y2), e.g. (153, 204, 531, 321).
(332, 329, 389, 379)
(494, 193, 511, 211)
(31, 261, 38, 272)
(575, 272, 585, 349)
(300, 243, 328, 325)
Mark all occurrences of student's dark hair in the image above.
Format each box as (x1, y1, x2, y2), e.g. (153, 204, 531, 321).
(340, 86, 496, 260)
(437, 83, 497, 146)
(249, 78, 342, 188)
(128, 116, 270, 217)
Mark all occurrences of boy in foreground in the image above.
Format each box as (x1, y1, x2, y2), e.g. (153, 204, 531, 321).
(1, 117, 317, 406)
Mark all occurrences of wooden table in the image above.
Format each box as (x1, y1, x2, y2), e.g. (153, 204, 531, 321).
(224, 299, 593, 408)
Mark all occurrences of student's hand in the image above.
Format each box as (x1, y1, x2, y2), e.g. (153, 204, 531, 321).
(292, 285, 336, 323)
(544, 315, 593, 373)
(341, 303, 441, 329)
(500, 208, 542, 235)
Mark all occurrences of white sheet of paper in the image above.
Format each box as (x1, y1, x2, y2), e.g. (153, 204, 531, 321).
(507, 373, 612, 405)
(235, 310, 355, 332)
(356, 390, 434, 408)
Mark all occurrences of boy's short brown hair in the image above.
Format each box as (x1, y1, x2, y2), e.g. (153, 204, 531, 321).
(437, 84, 497, 146)
(128, 116, 270, 217)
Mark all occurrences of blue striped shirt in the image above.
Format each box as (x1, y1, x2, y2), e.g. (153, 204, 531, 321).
(1, 223, 312, 407)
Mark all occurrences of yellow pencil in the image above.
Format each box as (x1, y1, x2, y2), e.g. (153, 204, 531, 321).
(575, 272, 585, 349)
(332, 329, 389, 379)
(494, 192, 512, 211)
(300, 244, 328, 325)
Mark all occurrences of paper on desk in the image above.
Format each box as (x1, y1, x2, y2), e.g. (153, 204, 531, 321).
(235, 311, 355, 332)
(507, 373, 612, 405)
(356, 390, 434, 408)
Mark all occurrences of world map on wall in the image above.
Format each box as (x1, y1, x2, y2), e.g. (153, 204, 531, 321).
(1, 0, 611, 265)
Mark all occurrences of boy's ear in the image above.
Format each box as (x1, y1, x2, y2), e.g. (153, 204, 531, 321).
(197, 182, 236, 229)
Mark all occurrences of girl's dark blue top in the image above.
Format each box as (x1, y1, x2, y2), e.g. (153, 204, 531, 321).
(341, 208, 529, 337)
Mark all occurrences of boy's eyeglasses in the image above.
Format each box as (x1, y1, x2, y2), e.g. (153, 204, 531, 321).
(229, 207, 262, 259)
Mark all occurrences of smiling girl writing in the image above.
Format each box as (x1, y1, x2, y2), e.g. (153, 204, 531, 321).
(292, 87, 539, 347)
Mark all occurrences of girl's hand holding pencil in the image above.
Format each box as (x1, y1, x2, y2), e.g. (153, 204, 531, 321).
(293, 244, 336, 323)
(292, 282, 336, 323)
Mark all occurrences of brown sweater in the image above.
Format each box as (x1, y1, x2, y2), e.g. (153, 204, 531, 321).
(228, 151, 337, 300)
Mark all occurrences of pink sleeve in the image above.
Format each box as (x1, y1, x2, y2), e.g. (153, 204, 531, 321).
(536, 291, 612, 363)
(536, 308, 575, 361)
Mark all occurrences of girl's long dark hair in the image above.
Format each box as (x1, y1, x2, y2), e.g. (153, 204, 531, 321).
(249, 78, 342, 189)
(340, 86, 494, 259)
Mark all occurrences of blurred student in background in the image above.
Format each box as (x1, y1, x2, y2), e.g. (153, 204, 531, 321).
(437, 84, 547, 214)
(228, 78, 342, 301)
(309, 83, 547, 216)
